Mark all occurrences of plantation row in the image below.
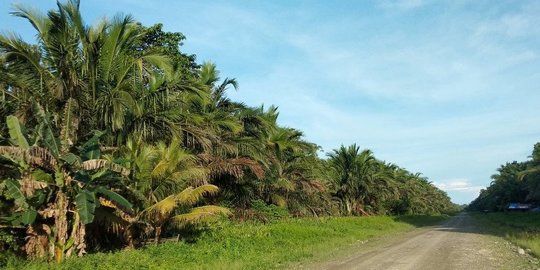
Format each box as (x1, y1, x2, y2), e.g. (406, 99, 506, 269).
(468, 143, 540, 211)
(0, 1, 456, 263)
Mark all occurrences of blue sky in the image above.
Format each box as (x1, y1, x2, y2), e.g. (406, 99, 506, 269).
(2, 0, 539, 204)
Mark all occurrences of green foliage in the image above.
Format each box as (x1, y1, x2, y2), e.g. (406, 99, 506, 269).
(0, 0, 457, 264)
(327, 144, 456, 216)
(60, 98, 79, 152)
(0, 229, 23, 268)
(19, 210, 37, 225)
(78, 131, 104, 161)
(0, 252, 22, 269)
(251, 199, 290, 222)
(36, 109, 61, 159)
(468, 142, 540, 211)
(5, 215, 447, 270)
(0, 115, 134, 260)
(1, 179, 28, 209)
(135, 23, 199, 80)
(75, 191, 96, 224)
(472, 213, 540, 257)
(6, 116, 29, 149)
(94, 187, 132, 210)
(0, 229, 17, 250)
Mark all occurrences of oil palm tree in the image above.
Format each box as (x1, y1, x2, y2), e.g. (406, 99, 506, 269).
(0, 0, 172, 142)
(140, 184, 230, 244)
(122, 138, 230, 243)
(327, 144, 378, 215)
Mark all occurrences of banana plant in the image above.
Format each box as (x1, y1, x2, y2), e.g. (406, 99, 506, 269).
(0, 113, 132, 262)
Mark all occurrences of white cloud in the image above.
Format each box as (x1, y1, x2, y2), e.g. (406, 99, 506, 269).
(434, 179, 486, 204)
(474, 2, 540, 39)
(434, 179, 484, 193)
(43, 0, 539, 205)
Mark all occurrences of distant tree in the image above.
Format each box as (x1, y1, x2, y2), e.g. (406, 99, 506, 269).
(136, 23, 199, 80)
(469, 142, 540, 211)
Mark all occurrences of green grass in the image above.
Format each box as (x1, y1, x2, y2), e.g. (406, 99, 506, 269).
(3, 215, 447, 270)
(471, 212, 540, 257)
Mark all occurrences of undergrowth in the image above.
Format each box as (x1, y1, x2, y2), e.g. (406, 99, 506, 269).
(471, 212, 540, 257)
(3, 215, 447, 270)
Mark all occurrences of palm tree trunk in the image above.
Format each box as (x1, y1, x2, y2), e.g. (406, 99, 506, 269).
(154, 226, 162, 245)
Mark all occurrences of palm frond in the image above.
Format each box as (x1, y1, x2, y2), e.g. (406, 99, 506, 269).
(171, 205, 231, 227)
(176, 184, 219, 206)
(271, 194, 287, 207)
(81, 159, 130, 176)
(0, 145, 57, 169)
(10, 4, 50, 37)
(200, 155, 265, 180)
(139, 194, 177, 221)
(92, 207, 130, 235)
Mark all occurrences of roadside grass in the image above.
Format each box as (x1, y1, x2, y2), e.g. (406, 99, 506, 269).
(3, 215, 447, 270)
(471, 212, 540, 257)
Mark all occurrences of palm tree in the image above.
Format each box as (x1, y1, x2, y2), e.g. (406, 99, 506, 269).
(140, 184, 230, 244)
(261, 127, 319, 207)
(0, 0, 172, 143)
(519, 143, 540, 202)
(327, 144, 363, 215)
(122, 139, 230, 243)
(327, 144, 392, 215)
(124, 138, 206, 205)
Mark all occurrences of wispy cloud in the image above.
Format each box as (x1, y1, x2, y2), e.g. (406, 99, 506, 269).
(2, 0, 539, 205)
(434, 179, 484, 193)
(220, 1, 540, 205)
(474, 2, 540, 39)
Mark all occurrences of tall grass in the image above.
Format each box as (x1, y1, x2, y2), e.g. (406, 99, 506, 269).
(3, 215, 446, 270)
(472, 212, 540, 257)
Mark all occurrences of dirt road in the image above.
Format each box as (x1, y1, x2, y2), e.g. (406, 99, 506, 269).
(312, 214, 535, 270)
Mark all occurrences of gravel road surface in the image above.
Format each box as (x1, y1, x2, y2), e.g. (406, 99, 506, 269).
(311, 214, 536, 270)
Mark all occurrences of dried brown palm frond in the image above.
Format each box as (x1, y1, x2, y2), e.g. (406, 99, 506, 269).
(199, 154, 265, 180)
(98, 197, 135, 220)
(23, 224, 51, 259)
(298, 179, 327, 193)
(38, 205, 58, 219)
(19, 176, 48, 197)
(92, 207, 131, 235)
(0, 146, 58, 169)
(80, 159, 130, 176)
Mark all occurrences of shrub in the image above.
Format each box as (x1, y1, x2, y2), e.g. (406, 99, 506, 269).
(251, 200, 289, 222)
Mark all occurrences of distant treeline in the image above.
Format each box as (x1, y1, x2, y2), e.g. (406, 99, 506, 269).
(468, 143, 540, 211)
(0, 1, 456, 262)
